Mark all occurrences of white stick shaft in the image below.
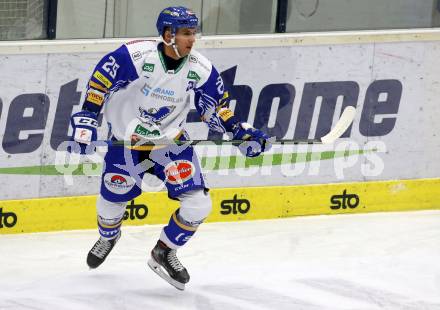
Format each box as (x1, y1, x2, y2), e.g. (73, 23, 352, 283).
(320, 106, 356, 144)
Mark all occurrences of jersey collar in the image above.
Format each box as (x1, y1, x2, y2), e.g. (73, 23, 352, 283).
(157, 44, 188, 74)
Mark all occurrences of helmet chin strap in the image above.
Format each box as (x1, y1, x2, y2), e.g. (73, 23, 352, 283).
(161, 33, 182, 59)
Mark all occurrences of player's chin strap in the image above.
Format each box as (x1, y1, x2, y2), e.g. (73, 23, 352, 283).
(161, 32, 182, 59)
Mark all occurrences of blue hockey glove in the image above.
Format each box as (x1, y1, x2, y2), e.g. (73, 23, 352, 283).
(232, 122, 271, 157)
(69, 110, 98, 154)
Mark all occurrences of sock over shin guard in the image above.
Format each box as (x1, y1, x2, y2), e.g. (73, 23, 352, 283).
(160, 210, 197, 249)
(97, 216, 123, 239)
(96, 195, 127, 239)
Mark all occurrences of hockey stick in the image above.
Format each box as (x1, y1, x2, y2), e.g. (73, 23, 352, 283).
(320, 106, 356, 144)
(105, 106, 356, 147)
(108, 138, 318, 147)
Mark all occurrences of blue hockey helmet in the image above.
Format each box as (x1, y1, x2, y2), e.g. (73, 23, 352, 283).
(156, 6, 199, 36)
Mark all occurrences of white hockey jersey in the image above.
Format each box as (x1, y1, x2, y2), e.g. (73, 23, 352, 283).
(83, 40, 233, 142)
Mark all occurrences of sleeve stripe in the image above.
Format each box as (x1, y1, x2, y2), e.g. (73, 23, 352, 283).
(89, 80, 109, 93)
(93, 71, 112, 88)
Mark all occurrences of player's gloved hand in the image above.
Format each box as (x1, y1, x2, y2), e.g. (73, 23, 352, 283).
(69, 110, 98, 154)
(232, 122, 271, 157)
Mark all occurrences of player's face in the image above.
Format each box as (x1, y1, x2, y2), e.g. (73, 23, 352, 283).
(174, 27, 197, 57)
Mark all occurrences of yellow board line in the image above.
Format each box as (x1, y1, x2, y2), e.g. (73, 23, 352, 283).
(0, 178, 439, 235)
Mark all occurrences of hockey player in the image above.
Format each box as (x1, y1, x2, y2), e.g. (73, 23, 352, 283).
(69, 6, 270, 290)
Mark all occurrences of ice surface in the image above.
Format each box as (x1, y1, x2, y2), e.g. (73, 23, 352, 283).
(1, 210, 440, 310)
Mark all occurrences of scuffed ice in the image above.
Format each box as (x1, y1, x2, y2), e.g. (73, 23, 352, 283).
(0, 210, 439, 310)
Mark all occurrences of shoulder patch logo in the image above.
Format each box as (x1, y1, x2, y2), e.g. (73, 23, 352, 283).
(187, 70, 201, 81)
(132, 51, 142, 61)
(143, 63, 155, 72)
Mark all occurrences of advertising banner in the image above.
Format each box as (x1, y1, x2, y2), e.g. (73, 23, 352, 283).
(0, 41, 439, 199)
(1, 178, 439, 234)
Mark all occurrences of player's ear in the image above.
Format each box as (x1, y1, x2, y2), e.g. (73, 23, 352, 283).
(163, 28, 172, 42)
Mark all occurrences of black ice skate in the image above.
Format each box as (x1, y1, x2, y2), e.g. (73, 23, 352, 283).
(87, 233, 120, 269)
(147, 240, 190, 290)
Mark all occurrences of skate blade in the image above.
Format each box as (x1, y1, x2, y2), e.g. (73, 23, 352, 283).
(147, 258, 185, 291)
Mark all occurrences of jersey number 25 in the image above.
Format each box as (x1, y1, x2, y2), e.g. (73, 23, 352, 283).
(102, 56, 120, 79)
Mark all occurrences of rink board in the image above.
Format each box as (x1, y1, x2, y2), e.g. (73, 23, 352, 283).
(1, 38, 440, 200)
(0, 178, 439, 234)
